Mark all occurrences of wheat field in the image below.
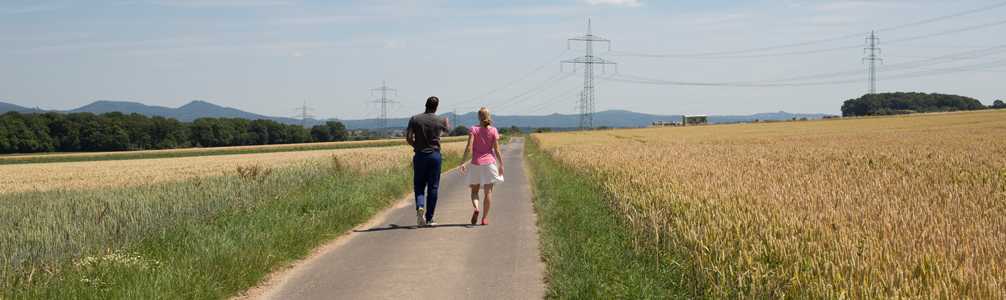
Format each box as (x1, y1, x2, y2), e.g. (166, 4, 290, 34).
(532, 110, 1006, 299)
(1, 141, 466, 289)
(0, 145, 409, 194)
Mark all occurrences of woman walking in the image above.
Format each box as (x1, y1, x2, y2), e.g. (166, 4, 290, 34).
(460, 108, 504, 226)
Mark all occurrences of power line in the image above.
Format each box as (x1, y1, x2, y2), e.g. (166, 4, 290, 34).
(608, 57, 1006, 87)
(874, 2, 1006, 33)
(293, 100, 315, 128)
(453, 50, 571, 107)
(863, 31, 882, 94)
(510, 73, 616, 116)
(368, 79, 399, 136)
(562, 19, 616, 130)
(473, 72, 572, 113)
(601, 1, 1006, 58)
(597, 0, 810, 22)
(884, 19, 1006, 44)
(609, 18, 1006, 60)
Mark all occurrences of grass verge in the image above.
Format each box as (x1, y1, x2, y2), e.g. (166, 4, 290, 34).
(524, 136, 687, 299)
(4, 147, 463, 299)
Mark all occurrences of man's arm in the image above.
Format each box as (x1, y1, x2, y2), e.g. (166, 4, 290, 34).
(406, 128, 415, 146)
(444, 117, 451, 133)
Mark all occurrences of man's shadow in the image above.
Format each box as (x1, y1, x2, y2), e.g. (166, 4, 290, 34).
(353, 223, 475, 232)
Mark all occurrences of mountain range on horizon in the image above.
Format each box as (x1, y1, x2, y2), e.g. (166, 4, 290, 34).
(0, 100, 832, 130)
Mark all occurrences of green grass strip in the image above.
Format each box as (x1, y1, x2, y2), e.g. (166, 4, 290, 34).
(8, 150, 463, 299)
(524, 137, 687, 299)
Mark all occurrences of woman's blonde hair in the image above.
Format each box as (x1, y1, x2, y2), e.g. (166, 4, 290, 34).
(477, 107, 493, 127)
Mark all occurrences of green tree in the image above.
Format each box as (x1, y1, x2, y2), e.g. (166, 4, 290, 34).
(498, 125, 522, 135)
(841, 92, 987, 117)
(288, 124, 311, 143)
(450, 125, 469, 136)
(311, 125, 332, 142)
(149, 116, 188, 149)
(0, 112, 49, 153)
(250, 119, 271, 145)
(993, 100, 1006, 109)
(532, 127, 553, 133)
(122, 113, 153, 150)
(326, 121, 349, 141)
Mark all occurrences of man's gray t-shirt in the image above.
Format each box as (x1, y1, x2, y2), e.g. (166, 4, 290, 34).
(407, 113, 448, 153)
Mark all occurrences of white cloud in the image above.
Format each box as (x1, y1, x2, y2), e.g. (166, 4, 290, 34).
(491, 5, 586, 16)
(348, 51, 358, 56)
(585, 0, 642, 7)
(274, 15, 370, 25)
(0, 4, 70, 14)
(811, 1, 914, 11)
(386, 41, 402, 48)
(422, 56, 430, 60)
(291, 51, 302, 57)
(143, 0, 293, 7)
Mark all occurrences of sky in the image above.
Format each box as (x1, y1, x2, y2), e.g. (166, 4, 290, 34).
(1, 0, 1004, 120)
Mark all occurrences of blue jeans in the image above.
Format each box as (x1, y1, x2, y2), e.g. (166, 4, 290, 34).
(413, 151, 442, 220)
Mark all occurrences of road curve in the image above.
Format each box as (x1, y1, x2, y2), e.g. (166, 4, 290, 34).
(255, 137, 545, 300)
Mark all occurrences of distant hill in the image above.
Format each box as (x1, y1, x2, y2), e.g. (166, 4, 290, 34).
(1, 100, 829, 129)
(1, 100, 306, 124)
(0, 102, 39, 114)
(340, 110, 829, 130)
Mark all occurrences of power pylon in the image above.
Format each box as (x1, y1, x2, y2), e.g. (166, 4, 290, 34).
(453, 108, 461, 129)
(562, 19, 616, 130)
(294, 100, 315, 128)
(368, 79, 399, 136)
(863, 31, 882, 94)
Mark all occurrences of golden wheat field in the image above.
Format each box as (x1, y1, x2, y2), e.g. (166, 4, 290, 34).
(0, 136, 466, 162)
(1, 140, 466, 283)
(533, 110, 1006, 299)
(0, 141, 467, 195)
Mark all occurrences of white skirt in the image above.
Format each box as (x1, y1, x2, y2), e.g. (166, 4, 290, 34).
(466, 162, 504, 186)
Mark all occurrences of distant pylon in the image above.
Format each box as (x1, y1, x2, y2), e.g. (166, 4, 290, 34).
(294, 100, 315, 128)
(562, 19, 616, 130)
(863, 31, 882, 94)
(368, 79, 399, 136)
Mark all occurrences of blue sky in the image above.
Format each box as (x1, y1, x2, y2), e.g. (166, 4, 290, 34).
(2, 0, 1004, 120)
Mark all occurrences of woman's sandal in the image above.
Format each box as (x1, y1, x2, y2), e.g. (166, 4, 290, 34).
(471, 210, 479, 225)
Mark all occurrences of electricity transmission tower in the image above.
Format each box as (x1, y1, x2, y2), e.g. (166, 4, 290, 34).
(863, 31, 882, 94)
(368, 79, 399, 136)
(453, 108, 461, 129)
(562, 19, 616, 130)
(294, 100, 315, 128)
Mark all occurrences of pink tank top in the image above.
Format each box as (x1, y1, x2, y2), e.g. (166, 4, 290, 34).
(469, 126, 499, 165)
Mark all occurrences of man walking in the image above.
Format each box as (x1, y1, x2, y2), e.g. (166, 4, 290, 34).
(406, 96, 450, 227)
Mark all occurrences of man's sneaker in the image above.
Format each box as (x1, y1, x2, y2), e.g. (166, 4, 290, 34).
(417, 207, 427, 227)
(427, 217, 437, 226)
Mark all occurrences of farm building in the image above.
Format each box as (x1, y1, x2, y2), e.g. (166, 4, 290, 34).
(652, 121, 683, 127)
(683, 115, 708, 126)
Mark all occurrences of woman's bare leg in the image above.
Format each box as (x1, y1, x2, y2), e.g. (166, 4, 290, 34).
(482, 183, 494, 222)
(469, 184, 480, 210)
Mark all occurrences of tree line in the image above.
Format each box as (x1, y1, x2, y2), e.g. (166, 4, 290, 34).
(841, 92, 1001, 117)
(0, 111, 354, 154)
(448, 125, 524, 137)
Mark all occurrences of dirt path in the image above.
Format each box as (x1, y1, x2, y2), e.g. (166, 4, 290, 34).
(242, 137, 545, 300)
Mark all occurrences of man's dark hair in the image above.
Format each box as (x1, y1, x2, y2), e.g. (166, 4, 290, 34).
(425, 96, 439, 110)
